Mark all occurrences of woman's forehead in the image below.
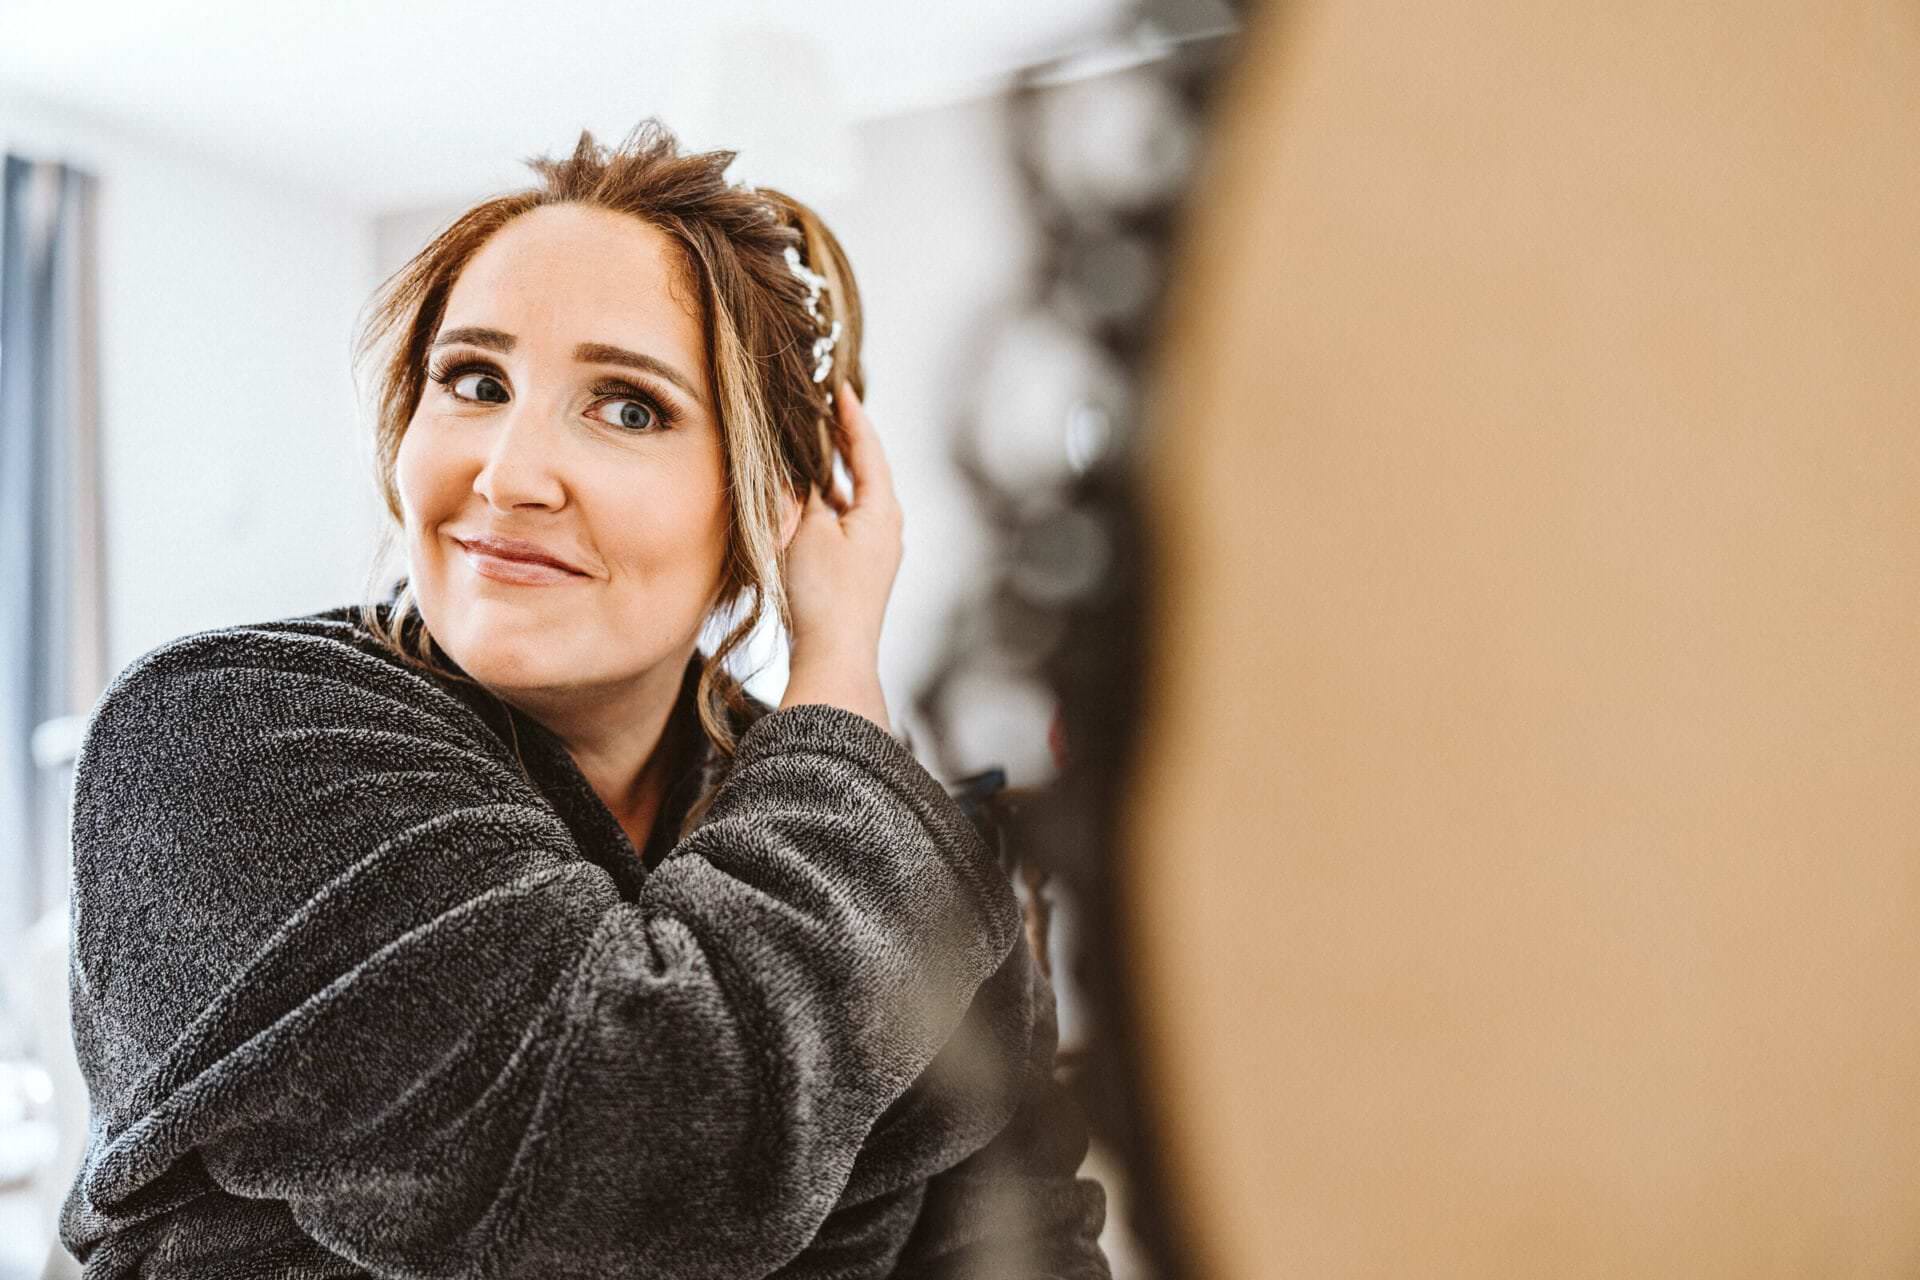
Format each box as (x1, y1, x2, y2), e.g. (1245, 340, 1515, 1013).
(444, 206, 704, 356)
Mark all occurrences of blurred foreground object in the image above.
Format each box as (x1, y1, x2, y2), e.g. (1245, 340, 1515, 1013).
(1128, 0, 1920, 1275)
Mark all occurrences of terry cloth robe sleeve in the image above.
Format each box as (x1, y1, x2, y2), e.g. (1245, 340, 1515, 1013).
(58, 626, 1025, 1279)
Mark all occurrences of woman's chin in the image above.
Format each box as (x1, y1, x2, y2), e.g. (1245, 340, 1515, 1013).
(436, 615, 569, 689)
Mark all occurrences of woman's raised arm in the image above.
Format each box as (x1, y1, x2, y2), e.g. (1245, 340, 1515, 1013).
(59, 626, 1026, 1278)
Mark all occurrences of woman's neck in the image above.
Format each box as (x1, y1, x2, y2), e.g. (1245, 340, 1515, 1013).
(502, 646, 695, 852)
(609, 745, 674, 856)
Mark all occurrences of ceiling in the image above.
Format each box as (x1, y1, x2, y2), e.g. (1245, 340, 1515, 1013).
(0, 0, 1141, 215)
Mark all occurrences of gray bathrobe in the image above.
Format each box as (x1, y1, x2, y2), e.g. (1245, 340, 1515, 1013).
(55, 601, 1111, 1278)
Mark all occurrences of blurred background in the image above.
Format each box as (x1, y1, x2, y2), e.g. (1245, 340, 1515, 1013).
(0, 1, 1235, 1275)
(13, 1, 1920, 1278)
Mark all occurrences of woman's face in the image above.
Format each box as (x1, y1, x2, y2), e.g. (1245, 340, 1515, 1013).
(397, 203, 729, 707)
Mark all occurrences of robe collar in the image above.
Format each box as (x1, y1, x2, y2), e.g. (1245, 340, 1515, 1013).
(361, 590, 767, 900)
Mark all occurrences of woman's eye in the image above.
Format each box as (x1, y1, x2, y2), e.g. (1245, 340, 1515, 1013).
(590, 397, 660, 432)
(427, 359, 672, 432)
(447, 370, 507, 403)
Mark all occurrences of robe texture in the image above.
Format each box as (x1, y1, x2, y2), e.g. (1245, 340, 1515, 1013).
(56, 600, 1111, 1278)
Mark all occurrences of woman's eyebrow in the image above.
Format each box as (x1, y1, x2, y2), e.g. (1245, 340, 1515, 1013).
(574, 342, 703, 403)
(431, 326, 702, 403)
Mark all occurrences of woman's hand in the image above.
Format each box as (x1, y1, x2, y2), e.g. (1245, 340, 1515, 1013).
(778, 381, 904, 732)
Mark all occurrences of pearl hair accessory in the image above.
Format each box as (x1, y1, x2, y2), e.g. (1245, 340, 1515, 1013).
(782, 244, 844, 389)
(730, 173, 843, 403)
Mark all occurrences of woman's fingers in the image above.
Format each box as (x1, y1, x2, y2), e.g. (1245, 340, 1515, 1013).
(823, 473, 850, 516)
(782, 382, 907, 671)
(835, 381, 899, 517)
(804, 460, 843, 517)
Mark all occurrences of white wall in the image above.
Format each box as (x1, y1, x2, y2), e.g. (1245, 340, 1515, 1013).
(372, 96, 1045, 776)
(827, 97, 1045, 776)
(0, 94, 385, 682)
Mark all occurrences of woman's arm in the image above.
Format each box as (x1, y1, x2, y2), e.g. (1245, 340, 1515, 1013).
(61, 629, 1027, 1279)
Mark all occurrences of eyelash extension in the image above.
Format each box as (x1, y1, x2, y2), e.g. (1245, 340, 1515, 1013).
(423, 354, 683, 431)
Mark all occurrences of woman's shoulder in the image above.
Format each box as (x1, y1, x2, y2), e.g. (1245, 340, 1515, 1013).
(126, 595, 463, 679)
(88, 600, 494, 762)
(110, 600, 401, 676)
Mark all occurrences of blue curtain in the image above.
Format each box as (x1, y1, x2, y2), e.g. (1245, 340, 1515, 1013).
(0, 153, 105, 951)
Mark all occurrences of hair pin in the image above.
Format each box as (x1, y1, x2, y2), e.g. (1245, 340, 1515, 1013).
(783, 244, 841, 390)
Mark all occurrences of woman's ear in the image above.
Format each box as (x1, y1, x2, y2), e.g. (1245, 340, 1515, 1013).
(777, 483, 804, 553)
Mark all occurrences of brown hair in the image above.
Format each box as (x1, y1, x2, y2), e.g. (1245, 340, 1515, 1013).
(350, 118, 863, 772)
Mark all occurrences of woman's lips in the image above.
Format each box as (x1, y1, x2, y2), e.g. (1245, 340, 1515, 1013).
(459, 543, 587, 586)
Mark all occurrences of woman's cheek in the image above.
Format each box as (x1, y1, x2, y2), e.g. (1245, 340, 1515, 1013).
(397, 419, 467, 527)
(606, 490, 723, 607)
(394, 420, 435, 516)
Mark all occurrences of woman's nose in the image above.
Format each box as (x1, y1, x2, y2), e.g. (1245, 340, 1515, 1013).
(470, 398, 566, 511)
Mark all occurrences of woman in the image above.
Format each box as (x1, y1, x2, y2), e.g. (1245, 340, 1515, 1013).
(57, 121, 1110, 1278)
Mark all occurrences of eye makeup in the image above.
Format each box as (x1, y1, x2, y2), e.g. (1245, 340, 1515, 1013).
(423, 351, 686, 432)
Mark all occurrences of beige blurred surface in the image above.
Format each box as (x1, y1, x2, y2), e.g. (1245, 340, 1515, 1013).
(1126, 1, 1920, 1275)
